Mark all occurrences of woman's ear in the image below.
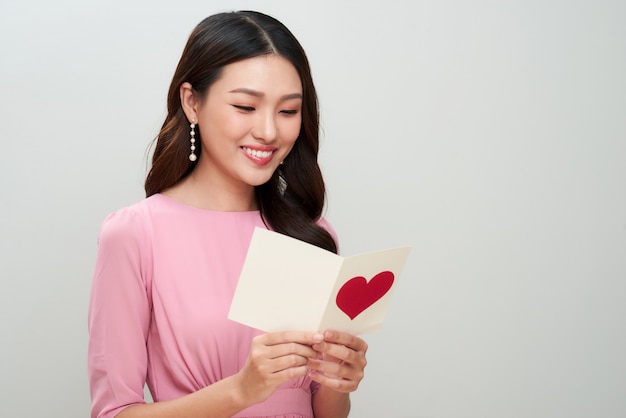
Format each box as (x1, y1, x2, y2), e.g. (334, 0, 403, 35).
(180, 82, 198, 122)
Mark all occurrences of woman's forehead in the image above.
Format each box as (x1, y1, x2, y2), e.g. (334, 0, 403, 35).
(212, 55, 302, 96)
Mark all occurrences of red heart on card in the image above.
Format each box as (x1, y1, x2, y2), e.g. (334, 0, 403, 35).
(336, 271, 395, 320)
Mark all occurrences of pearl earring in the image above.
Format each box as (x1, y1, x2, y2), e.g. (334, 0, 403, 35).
(189, 120, 197, 162)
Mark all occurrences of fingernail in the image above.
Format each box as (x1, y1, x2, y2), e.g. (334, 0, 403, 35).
(313, 333, 323, 342)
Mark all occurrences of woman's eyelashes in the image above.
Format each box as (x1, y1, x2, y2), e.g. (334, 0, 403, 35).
(231, 104, 300, 115)
(232, 104, 255, 112)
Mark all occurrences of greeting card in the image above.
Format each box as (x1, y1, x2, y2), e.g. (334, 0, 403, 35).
(228, 228, 412, 335)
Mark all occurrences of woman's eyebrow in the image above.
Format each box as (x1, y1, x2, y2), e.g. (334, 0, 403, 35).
(228, 87, 302, 100)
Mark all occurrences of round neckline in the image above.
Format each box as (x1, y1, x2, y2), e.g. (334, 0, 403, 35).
(152, 193, 261, 215)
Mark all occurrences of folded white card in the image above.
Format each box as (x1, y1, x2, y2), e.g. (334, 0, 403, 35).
(228, 228, 412, 335)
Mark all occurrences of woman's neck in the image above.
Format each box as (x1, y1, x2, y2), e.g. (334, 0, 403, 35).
(163, 166, 257, 212)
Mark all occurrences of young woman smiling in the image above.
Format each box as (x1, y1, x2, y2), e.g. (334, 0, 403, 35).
(88, 10, 367, 418)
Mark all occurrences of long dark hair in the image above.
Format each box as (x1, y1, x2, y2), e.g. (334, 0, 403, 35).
(145, 11, 337, 254)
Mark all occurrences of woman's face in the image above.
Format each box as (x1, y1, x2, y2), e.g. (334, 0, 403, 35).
(191, 54, 302, 192)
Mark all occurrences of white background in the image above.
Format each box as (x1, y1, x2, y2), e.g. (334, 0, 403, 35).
(1, 1, 625, 417)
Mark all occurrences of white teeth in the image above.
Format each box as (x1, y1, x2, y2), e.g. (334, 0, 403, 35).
(244, 147, 273, 158)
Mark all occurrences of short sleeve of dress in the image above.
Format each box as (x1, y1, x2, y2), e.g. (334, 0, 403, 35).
(88, 206, 153, 418)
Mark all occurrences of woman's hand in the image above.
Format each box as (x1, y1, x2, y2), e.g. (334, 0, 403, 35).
(308, 330, 368, 392)
(235, 331, 318, 405)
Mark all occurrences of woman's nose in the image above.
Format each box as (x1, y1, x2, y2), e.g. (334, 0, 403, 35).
(252, 112, 278, 142)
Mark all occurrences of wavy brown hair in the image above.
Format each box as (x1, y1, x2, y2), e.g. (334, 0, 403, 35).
(145, 11, 337, 254)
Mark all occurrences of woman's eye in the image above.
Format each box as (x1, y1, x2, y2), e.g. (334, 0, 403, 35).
(280, 109, 299, 115)
(232, 105, 255, 112)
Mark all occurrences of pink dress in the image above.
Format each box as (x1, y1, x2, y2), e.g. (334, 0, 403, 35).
(88, 194, 333, 418)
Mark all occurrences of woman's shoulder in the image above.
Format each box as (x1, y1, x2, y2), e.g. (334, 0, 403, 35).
(317, 215, 340, 252)
(100, 194, 171, 224)
(316, 216, 336, 236)
(97, 196, 160, 246)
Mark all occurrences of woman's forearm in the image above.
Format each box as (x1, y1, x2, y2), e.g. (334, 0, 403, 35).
(312, 386, 351, 418)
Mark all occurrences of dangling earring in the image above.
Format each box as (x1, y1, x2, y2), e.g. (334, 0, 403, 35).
(189, 120, 197, 162)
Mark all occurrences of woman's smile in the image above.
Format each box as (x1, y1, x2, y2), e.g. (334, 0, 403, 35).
(241, 145, 277, 165)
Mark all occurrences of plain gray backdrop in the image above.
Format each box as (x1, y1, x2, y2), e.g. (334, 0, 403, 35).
(1, 1, 625, 417)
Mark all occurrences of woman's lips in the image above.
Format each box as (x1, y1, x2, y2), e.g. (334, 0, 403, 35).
(241, 146, 276, 165)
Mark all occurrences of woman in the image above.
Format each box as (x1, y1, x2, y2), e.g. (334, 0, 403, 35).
(88, 10, 367, 418)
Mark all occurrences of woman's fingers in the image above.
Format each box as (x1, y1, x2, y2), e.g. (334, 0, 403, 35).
(238, 331, 323, 404)
(252, 332, 319, 361)
(308, 367, 361, 392)
(318, 329, 368, 353)
(247, 331, 321, 377)
(308, 330, 368, 392)
(312, 331, 367, 365)
(259, 330, 323, 347)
